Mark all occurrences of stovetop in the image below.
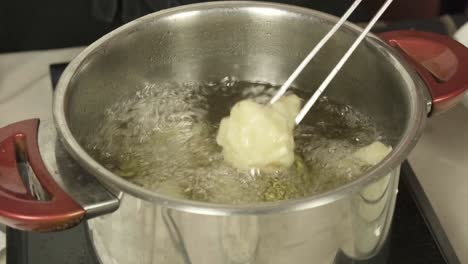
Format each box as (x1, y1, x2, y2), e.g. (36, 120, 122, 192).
(4, 59, 461, 264)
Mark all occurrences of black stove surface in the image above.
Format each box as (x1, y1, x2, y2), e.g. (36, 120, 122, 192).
(7, 15, 467, 262)
(6, 159, 458, 264)
(7, 60, 461, 264)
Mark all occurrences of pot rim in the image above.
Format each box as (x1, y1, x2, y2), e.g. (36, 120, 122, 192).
(53, 1, 428, 216)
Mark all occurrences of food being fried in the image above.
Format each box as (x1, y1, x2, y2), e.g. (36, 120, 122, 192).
(353, 141, 392, 165)
(216, 94, 301, 171)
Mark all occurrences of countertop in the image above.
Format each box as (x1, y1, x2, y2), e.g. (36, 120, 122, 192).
(1, 27, 468, 264)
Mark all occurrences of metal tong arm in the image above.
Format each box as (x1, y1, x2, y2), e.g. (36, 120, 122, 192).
(269, 0, 394, 124)
(295, 0, 394, 124)
(270, 0, 364, 105)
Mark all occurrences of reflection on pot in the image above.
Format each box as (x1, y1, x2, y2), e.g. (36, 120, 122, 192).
(219, 216, 259, 264)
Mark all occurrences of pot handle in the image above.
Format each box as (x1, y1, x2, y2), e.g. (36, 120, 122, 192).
(0, 119, 85, 231)
(379, 30, 468, 115)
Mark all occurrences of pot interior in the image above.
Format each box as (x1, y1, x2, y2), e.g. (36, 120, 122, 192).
(59, 2, 426, 205)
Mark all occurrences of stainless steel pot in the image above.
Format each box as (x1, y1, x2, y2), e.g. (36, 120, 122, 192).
(1, 2, 467, 264)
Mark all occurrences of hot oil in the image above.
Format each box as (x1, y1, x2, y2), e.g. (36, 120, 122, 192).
(85, 77, 382, 204)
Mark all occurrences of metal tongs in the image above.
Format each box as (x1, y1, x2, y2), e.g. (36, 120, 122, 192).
(270, 0, 394, 124)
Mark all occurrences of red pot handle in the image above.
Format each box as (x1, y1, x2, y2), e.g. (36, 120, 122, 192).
(0, 119, 85, 231)
(379, 30, 468, 115)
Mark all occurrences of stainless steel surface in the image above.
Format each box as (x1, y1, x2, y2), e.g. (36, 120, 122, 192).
(0, 225, 3, 264)
(37, 120, 121, 219)
(16, 150, 50, 201)
(270, 0, 363, 104)
(295, 0, 394, 124)
(0, 248, 4, 264)
(54, 1, 427, 213)
(89, 168, 399, 263)
(47, 1, 432, 263)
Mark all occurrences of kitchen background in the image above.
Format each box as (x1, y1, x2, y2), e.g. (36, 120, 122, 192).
(0, 0, 467, 53)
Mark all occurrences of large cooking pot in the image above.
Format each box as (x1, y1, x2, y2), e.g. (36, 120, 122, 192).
(1, 2, 467, 263)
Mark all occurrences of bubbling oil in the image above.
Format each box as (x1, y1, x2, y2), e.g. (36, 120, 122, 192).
(85, 77, 382, 204)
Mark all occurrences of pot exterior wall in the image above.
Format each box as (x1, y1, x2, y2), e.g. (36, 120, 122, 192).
(89, 168, 400, 264)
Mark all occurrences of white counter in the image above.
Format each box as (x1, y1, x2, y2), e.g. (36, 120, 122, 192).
(0, 47, 467, 263)
(408, 105, 468, 263)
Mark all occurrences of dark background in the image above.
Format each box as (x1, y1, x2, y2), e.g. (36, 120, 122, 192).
(0, 0, 467, 53)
